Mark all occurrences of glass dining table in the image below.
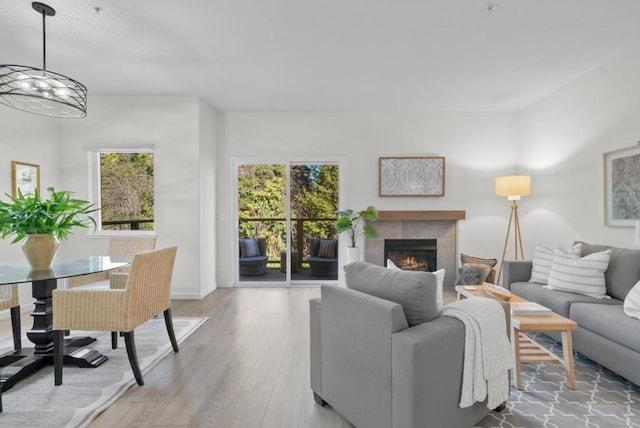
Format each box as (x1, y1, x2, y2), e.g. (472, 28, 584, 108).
(0, 256, 128, 392)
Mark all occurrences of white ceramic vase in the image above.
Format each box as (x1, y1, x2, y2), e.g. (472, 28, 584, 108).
(346, 246, 361, 263)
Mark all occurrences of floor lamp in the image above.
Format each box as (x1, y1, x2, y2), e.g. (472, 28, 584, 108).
(495, 175, 531, 284)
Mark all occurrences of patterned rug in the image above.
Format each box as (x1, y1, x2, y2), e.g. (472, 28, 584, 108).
(477, 334, 640, 428)
(0, 317, 206, 428)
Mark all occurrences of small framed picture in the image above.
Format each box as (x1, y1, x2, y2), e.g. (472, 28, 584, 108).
(379, 156, 445, 197)
(12, 161, 40, 197)
(603, 145, 640, 226)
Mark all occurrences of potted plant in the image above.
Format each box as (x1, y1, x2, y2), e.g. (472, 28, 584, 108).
(336, 206, 379, 262)
(0, 187, 98, 268)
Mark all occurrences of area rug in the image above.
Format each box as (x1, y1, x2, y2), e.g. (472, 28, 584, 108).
(477, 333, 640, 428)
(0, 317, 206, 428)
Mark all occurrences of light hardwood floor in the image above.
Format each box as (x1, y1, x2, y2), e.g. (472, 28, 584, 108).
(0, 287, 458, 427)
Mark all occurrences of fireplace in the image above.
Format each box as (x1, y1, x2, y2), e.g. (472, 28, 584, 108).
(383, 239, 437, 272)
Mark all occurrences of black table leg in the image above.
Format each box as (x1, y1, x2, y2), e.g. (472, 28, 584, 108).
(0, 277, 108, 392)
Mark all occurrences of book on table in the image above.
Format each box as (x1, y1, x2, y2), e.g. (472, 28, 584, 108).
(510, 301, 552, 316)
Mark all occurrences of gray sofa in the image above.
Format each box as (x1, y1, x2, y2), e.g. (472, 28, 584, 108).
(310, 280, 509, 428)
(503, 242, 640, 386)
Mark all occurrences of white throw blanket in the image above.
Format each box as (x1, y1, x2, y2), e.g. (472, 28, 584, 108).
(442, 297, 512, 409)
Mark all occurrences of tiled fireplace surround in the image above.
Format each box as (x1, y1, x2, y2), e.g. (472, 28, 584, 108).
(364, 211, 466, 287)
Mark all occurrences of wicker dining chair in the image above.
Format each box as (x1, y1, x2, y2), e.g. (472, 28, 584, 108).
(52, 246, 179, 386)
(67, 236, 157, 288)
(0, 284, 21, 351)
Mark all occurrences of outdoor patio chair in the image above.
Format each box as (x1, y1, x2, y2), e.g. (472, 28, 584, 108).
(239, 238, 268, 276)
(309, 238, 338, 277)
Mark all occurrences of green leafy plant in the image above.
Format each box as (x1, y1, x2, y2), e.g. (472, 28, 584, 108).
(335, 206, 379, 247)
(0, 187, 98, 243)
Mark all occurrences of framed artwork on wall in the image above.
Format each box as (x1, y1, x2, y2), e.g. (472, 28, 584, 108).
(379, 156, 445, 197)
(12, 161, 40, 197)
(603, 145, 640, 226)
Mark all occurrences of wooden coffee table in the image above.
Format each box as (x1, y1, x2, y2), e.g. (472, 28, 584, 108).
(455, 285, 578, 390)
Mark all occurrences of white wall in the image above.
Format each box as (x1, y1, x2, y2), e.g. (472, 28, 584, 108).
(4, 47, 640, 296)
(518, 47, 640, 252)
(216, 112, 519, 286)
(199, 99, 218, 296)
(57, 96, 217, 298)
(0, 108, 62, 306)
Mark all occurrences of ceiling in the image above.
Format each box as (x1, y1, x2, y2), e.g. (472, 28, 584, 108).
(1, 0, 640, 112)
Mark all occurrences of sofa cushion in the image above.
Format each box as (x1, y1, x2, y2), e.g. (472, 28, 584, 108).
(510, 282, 620, 318)
(345, 261, 439, 326)
(578, 242, 640, 300)
(546, 247, 611, 299)
(570, 302, 640, 353)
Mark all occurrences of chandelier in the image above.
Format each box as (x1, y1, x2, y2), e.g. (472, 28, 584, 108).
(0, 2, 87, 118)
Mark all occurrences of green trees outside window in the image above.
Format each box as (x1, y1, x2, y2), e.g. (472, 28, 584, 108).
(100, 152, 154, 231)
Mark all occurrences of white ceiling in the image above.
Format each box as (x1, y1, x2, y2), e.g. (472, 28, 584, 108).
(1, 0, 640, 112)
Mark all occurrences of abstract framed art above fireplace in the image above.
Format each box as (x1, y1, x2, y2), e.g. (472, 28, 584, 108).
(378, 157, 445, 197)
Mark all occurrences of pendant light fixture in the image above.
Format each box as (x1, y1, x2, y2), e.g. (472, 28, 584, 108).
(0, 2, 87, 118)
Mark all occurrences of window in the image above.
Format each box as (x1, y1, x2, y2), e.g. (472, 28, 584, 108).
(89, 145, 154, 233)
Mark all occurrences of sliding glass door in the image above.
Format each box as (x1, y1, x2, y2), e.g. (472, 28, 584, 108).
(234, 159, 341, 285)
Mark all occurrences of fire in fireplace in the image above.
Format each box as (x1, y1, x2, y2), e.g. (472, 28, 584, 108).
(384, 239, 437, 272)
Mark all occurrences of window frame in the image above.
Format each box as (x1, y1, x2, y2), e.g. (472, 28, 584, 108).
(87, 144, 156, 237)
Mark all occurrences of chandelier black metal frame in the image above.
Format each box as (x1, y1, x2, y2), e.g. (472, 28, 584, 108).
(0, 2, 87, 118)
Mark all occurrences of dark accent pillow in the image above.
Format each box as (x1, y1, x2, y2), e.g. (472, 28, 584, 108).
(317, 239, 337, 258)
(460, 253, 497, 284)
(344, 261, 439, 326)
(455, 263, 492, 285)
(240, 238, 260, 258)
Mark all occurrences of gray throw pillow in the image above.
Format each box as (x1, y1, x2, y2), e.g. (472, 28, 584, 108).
(455, 263, 491, 285)
(344, 261, 439, 326)
(240, 238, 260, 258)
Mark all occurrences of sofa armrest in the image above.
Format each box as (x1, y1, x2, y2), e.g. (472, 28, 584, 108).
(319, 285, 408, 428)
(502, 260, 533, 290)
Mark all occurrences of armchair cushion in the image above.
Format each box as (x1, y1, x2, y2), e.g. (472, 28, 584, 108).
(344, 261, 439, 326)
(240, 238, 260, 257)
(316, 239, 337, 258)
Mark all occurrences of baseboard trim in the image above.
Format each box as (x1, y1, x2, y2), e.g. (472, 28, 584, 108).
(170, 282, 217, 300)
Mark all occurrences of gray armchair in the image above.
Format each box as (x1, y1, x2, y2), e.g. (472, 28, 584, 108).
(310, 284, 509, 428)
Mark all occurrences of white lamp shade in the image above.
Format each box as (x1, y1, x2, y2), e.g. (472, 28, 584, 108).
(495, 175, 531, 199)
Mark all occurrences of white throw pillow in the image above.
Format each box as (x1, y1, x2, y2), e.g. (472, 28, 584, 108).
(433, 268, 445, 311)
(529, 244, 555, 284)
(624, 280, 640, 320)
(387, 259, 401, 270)
(546, 246, 611, 299)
